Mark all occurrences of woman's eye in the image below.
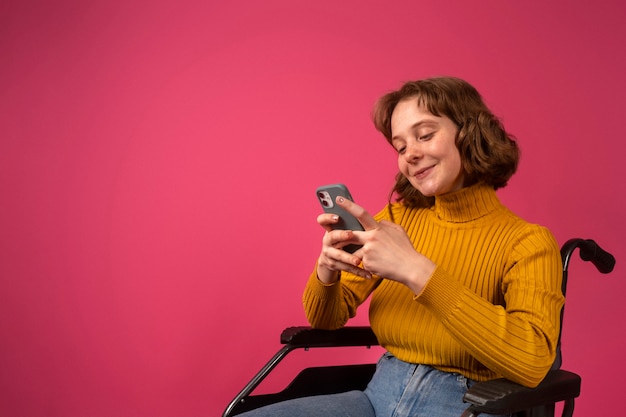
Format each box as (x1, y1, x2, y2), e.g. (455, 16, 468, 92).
(419, 132, 434, 141)
(396, 146, 406, 154)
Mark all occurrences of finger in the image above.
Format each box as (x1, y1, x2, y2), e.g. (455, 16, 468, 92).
(321, 249, 372, 280)
(336, 196, 378, 230)
(349, 266, 373, 280)
(317, 213, 340, 231)
(326, 229, 357, 249)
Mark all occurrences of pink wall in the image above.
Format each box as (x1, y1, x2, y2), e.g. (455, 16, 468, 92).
(1, 1, 624, 416)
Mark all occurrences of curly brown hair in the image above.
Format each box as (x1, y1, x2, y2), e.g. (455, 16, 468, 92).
(372, 76, 520, 208)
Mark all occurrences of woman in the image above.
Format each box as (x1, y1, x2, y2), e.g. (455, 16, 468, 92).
(242, 77, 563, 417)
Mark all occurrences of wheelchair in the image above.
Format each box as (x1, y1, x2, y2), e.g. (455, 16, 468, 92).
(223, 238, 615, 417)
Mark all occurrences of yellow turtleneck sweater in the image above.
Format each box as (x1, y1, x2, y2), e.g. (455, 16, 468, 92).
(303, 184, 564, 388)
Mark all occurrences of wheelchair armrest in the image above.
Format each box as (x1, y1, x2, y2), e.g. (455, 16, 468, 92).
(462, 369, 581, 415)
(280, 326, 379, 348)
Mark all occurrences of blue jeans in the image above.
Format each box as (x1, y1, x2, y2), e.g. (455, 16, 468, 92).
(236, 352, 510, 417)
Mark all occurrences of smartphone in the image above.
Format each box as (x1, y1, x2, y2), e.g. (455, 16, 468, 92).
(315, 183, 364, 253)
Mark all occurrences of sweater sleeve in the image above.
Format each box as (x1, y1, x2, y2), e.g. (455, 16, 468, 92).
(416, 225, 564, 387)
(302, 268, 382, 329)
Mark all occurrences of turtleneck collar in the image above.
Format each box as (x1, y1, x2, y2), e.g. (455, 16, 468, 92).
(433, 183, 503, 223)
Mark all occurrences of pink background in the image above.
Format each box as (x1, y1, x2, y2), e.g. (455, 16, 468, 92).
(1, 1, 624, 416)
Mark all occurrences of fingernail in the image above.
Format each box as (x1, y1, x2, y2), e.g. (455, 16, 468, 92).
(332, 215, 339, 221)
(338, 197, 345, 203)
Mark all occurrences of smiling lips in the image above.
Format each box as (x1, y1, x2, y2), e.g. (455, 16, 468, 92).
(413, 165, 434, 179)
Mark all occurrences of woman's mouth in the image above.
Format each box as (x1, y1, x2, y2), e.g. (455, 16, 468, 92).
(413, 166, 433, 179)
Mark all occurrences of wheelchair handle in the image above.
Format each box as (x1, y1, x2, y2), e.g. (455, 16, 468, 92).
(561, 238, 615, 274)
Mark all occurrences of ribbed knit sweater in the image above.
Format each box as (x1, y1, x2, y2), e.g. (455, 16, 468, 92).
(303, 183, 564, 387)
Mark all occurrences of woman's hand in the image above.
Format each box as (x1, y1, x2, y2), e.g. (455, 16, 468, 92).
(316, 210, 372, 284)
(322, 197, 436, 294)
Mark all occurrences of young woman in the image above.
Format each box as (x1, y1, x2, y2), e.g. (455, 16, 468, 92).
(241, 77, 563, 417)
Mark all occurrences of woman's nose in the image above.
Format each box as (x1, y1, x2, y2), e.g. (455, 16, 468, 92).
(403, 140, 422, 161)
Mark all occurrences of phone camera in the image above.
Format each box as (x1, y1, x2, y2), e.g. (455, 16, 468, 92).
(318, 191, 334, 208)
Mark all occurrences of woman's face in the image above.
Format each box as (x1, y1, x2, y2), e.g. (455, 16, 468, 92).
(390, 98, 465, 197)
